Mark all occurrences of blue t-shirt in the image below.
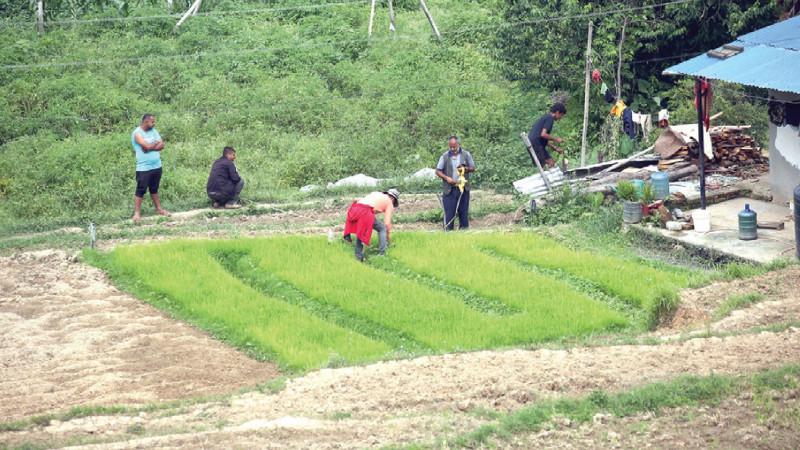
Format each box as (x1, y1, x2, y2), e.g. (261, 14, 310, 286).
(132, 126, 162, 172)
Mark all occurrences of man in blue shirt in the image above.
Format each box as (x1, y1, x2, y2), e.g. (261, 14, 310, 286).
(131, 114, 171, 221)
(527, 103, 566, 168)
(435, 136, 476, 230)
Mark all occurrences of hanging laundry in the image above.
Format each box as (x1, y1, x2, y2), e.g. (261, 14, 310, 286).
(592, 69, 601, 83)
(600, 82, 609, 95)
(694, 78, 713, 130)
(604, 89, 615, 104)
(610, 100, 626, 117)
(658, 109, 669, 128)
(631, 112, 652, 141)
(622, 108, 635, 139)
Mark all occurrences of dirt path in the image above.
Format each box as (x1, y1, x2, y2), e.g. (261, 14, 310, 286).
(2, 240, 799, 448)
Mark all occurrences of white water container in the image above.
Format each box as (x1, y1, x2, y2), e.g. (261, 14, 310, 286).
(693, 209, 711, 232)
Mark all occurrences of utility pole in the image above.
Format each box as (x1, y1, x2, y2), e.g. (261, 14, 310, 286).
(580, 21, 593, 167)
(37, 0, 44, 37)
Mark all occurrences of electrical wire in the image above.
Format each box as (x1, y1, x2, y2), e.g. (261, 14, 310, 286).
(1, 0, 698, 70)
(8, 52, 709, 126)
(0, 1, 370, 27)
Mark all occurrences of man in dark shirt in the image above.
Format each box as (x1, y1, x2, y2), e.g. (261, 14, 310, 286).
(206, 146, 244, 209)
(527, 102, 567, 168)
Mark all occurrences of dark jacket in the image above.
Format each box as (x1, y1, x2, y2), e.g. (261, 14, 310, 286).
(206, 157, 241, 197)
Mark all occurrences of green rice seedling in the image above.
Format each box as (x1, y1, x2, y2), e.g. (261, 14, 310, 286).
(232, 236, 536, 350)
(474, 232, 690, 313)
(107, 240, 390, 370)
(390, 233, 628, 338)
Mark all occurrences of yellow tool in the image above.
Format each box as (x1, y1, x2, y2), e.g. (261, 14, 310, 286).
(456, 166, 467, 193)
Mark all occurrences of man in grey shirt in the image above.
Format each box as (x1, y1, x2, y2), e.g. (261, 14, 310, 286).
(435, 136, 476, 230)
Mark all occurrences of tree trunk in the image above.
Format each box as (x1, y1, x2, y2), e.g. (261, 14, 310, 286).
(368, 0, 376, 37)
(388, 0, 396, 35)
(615, 16, 629, 101)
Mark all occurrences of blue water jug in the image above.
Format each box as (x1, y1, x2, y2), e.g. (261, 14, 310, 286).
(738, 204, 757, 241)
(650, 171, 670, 200)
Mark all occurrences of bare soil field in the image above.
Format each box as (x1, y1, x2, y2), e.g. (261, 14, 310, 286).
(1, 200, 799, 448)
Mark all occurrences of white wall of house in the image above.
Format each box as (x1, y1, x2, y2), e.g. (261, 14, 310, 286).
(768, 90, 800, 205)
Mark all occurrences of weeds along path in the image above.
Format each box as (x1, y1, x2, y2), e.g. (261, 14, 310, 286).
(2, 246, 800, 448)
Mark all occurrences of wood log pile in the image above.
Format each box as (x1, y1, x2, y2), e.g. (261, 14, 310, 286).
(658, 126, 765, 171)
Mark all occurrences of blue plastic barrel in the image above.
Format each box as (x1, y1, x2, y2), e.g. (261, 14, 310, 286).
(650, 171, 670, 200)
(738, 203, 757, 241)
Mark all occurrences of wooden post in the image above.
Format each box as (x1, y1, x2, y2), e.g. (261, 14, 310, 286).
(192, 0, 201, 15)
(521, 132, 552, 193)
(174, 0, 202, 30)
(37, 0, 44, 37)
(580, 21, 593, 167)
(368, 0, 376, 37)
(388, 0, 396, 36)
(695, 76, 707, 210)
(418, 0, 441, 41)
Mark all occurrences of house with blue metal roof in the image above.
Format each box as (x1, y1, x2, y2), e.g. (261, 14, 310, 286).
(663, 15, 800, 204)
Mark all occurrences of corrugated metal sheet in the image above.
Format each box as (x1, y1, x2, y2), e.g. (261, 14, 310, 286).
(739, 15, 800, 50)
(664, 16, 800, 94)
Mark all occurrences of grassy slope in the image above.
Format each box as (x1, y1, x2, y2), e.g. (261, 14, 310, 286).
(1, 0, 564, 233)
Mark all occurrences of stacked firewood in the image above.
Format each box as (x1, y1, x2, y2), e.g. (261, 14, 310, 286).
(658, 126, 764, 171)
(708, 126, 763, 167)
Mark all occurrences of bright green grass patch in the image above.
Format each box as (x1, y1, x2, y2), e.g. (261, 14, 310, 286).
(99, 233, 634, 370)
(473, 232, 691, 314)
(229, 236, 627, 350)
(713, 292, 766, 321)
(390, 232, 628, 336)
(107, 241, 390, 370)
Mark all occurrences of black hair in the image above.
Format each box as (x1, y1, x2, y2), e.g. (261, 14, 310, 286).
(141, 113, 154, 122)
(222, 146, 235, 157)
(448, 136, 460, 144)
(551, 103, 567, 114)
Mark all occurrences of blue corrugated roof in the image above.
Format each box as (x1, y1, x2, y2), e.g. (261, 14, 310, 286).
(664, 15, 800, 94)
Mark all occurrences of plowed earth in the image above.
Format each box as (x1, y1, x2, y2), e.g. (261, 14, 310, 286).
(2, 205, 799, 448)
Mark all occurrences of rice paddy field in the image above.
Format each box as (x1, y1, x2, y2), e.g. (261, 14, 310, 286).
(100, 231, 698, 371)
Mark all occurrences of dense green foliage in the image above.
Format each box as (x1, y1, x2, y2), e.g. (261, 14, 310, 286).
(0, 0, 779, 234)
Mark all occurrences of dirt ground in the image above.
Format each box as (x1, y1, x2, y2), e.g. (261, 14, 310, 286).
(2, 200, 800, 448)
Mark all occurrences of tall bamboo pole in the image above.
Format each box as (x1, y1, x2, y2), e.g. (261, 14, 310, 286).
(580, 21, 593, 167)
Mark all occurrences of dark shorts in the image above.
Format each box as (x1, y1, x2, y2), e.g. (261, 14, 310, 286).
(135, 167, 162, 197)
(531, 147, 552, 165)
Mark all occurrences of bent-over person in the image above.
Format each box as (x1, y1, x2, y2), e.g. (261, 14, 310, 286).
(343, 189, 399, 262)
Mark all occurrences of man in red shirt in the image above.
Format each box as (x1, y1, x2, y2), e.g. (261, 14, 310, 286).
(343, 189, 399, 262)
